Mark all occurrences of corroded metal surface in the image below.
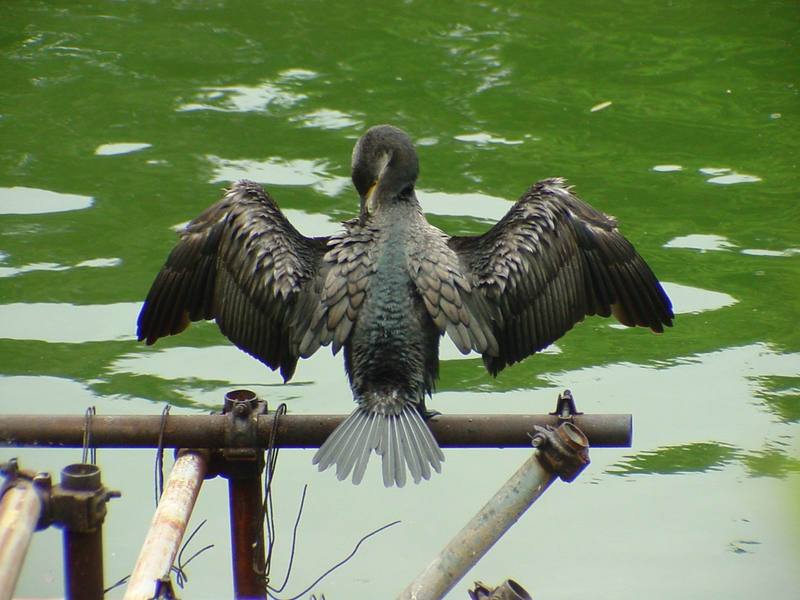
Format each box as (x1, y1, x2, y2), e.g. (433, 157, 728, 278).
(124, 450, 208, 600)
(398, 421, 590, 600)
(0, 412, 631, 448)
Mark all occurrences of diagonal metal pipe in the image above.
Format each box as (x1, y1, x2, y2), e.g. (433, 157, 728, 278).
(123, 449, 208, 600)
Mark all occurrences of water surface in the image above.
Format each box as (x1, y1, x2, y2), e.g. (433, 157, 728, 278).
(1, 2, 798, 598)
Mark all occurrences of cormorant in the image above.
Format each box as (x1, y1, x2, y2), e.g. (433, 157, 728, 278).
(137, 124, 673, 487)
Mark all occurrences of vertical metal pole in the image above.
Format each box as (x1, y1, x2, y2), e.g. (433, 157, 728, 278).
(221, 388, 267, 600)
(60, 464, 105, 600)
(124, 449, 208, 600)
(228, 471, 266, 599)
(64, 530, 103, 600)
(0, 480, 43, 600)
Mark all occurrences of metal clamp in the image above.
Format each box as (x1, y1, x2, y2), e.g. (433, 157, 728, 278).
(0, 459, 119, 532)
(46, 464, 120, 532)
(531, 421, 590, 483)
(469, 579, 532, 600)
(207, 389, 267, 480)
(549, 389, 583, 421)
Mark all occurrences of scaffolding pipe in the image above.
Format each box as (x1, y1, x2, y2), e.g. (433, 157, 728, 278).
(0, 479, 42, 600)
(59, 464, 109, 600)
(228, 475, 266, 599)
(124, 450, 208, 600)
(398, 423, 589, 600)
(0, 413, 631, 449)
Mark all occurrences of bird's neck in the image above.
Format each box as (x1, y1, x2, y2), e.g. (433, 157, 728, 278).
(362, 192, 422, 224)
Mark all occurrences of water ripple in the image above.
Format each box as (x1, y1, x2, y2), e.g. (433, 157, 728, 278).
(0, 187, 93, 215)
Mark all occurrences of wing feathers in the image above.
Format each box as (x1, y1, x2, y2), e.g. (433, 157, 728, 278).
(451, 178, 673, 375)
(136, 180, 328, 381)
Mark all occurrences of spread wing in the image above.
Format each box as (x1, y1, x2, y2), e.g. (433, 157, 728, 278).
(137, 180, 329, 381)
(448, 178, 674, 376)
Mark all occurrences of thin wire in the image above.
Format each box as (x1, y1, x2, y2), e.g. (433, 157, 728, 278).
(256, 402, 288, 581)
(269, 520, 401, 600)
(171, 519, 214, 588)
(267, 484, 308, 594)
(154, 405, 171, 507)
(103, 574, 130, 594)
(81, 406, 96, 465)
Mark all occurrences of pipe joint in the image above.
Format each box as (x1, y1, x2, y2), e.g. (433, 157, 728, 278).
(45, 464, 120, 533)
(531, 422, 590, 483)
(207, 389, 267, 480)
(469, 579, 532, 600)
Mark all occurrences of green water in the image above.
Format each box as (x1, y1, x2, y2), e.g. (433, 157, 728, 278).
(1, 1, 798, 598)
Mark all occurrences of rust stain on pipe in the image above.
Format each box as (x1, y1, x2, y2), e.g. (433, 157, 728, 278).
(0, 481, 42, 600)
(0, 413, 632, 449)
(123, 450, 208, 600)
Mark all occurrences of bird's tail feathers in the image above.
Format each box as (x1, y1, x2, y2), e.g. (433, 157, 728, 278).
(312, 403, 444, 487)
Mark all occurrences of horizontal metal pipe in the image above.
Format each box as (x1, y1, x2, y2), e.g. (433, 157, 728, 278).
(124, 450, 208, 600)
(0, 480, 43, 600)
(0, 413, 631, 449)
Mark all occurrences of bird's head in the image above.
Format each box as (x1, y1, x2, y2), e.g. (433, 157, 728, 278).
(351, 125, 419, 219)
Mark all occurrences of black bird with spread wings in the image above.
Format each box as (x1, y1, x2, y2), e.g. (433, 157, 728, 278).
(137, 125, 673, 487)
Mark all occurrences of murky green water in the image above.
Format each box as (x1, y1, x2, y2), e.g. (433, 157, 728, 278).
(2, 1, 798, 598)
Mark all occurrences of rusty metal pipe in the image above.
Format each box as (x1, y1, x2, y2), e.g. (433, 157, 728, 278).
(59, 464, 107, 600)
(398, 423, 590, 600)
(0, 413, 631, 448)
(0, 479, 42, 600)
(228, 476, 266, 599)
(64, 530, 103, 600)
(124, 450, 208, 600)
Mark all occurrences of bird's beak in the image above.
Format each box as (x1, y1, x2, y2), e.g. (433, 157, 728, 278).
(365, 181, 378, 215)
(363, 152, 391, 216)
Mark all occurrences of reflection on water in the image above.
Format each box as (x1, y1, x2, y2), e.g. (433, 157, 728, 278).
(664, 233, 735, 252)
(705, 172, 762, 185)
(0, 302, 139, 343)
(0, 256, 121, 278)
(609, 441, 739, 475)
(177, 70, 317, 113)
(418, 189, 510, 220)
(207, 155, 351, 197)
(291, 108, 362, 130)
(454, 132, 524, 145)
(741, 248, 800, 258)
(664, 233, 800, 258)
(753, 375, 800, 424)
(0, 186, 93, 215)
(659, 281, 737, 314)
(94, 142, 152, 156)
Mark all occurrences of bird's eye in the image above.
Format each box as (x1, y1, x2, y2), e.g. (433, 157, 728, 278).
(400, 183, 414, 197)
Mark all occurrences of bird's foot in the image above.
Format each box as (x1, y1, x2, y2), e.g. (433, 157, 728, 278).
(420, 407, 442, 420)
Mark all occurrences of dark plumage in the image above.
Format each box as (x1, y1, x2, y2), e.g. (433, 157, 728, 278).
(137, 124, 674, 487)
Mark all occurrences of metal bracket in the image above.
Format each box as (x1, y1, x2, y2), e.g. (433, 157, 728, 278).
(0, 459, 120, 532)
(207, 389, 267, 480)
(469, 579, 532, 600)
(549, 389, 584, 421)
(531, 421, 590, 483)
